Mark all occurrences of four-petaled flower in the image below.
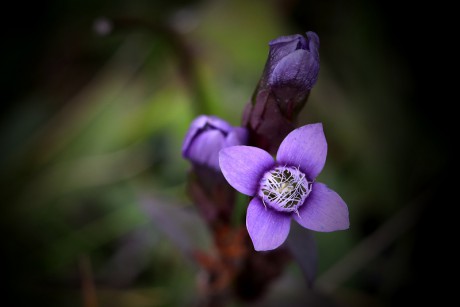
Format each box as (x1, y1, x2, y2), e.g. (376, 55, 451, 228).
(219, 123, 349, 251)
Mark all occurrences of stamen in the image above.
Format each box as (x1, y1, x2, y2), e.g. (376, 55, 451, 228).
(258, 166, 312, 213)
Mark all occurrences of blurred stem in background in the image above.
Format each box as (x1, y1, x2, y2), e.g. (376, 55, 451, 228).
(109, 16, 213, 116)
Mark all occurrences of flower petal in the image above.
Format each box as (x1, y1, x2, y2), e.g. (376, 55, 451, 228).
(182, 115, 206, 156)
(294, 182, 349, 232)
(306, 31, 319, 58)
(246, 198, 291, 251)
(186, 130, 224, 170)
(182, 115, 231, 156)
(276, 123, 327, 180)
(224, 127, 248, 147)
(269, 34, 305, 47)
(266, 34, 307, 79)
(268, 34, 306, 63)
(219, 146, 274, 196)
(269, 49, 319, 90)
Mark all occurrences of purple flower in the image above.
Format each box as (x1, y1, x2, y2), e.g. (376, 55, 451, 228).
(265, 31, 320, 92)
(182, 115, 248, 170)
(219, 123, 349, 251)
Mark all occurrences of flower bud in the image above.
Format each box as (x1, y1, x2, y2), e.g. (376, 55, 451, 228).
(182, 115, 248, 170)
(264, 31, 319, 93)
(242, 31, 320, 154)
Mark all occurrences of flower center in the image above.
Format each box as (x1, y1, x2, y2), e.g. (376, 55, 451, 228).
(258, 166, 312, 213)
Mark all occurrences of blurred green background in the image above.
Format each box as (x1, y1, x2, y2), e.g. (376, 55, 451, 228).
(1, 0, 446, 306)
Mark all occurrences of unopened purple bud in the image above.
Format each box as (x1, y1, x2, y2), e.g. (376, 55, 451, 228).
(266, 31, 319, 91)
(182, 115, 248, 170)
(242, 32, 320, 152)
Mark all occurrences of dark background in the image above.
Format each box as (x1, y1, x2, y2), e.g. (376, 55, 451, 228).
(2, 0, 446, 306)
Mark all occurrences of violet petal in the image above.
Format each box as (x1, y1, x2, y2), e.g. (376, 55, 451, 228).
(267, 34, 307, 77)
(294, 182, 349, 232)
(206, 115, 233, 131)
(269, 34, 305, 47)
(182, 115, 231, 155)
(306, 31, 320, 58)
(276, 123, 327, 180)
(246, 197, 291, 251)
(182, 115, 207, 155)
(225, 127, 249, 147)
(269, 49, 318, 90)
(269, 34, 304, 62)
(219, 146, 274, 196)
(187, 130, 224, 170)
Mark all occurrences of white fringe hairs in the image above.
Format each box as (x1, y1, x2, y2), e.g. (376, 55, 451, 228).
(259, 166, 312, 213)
